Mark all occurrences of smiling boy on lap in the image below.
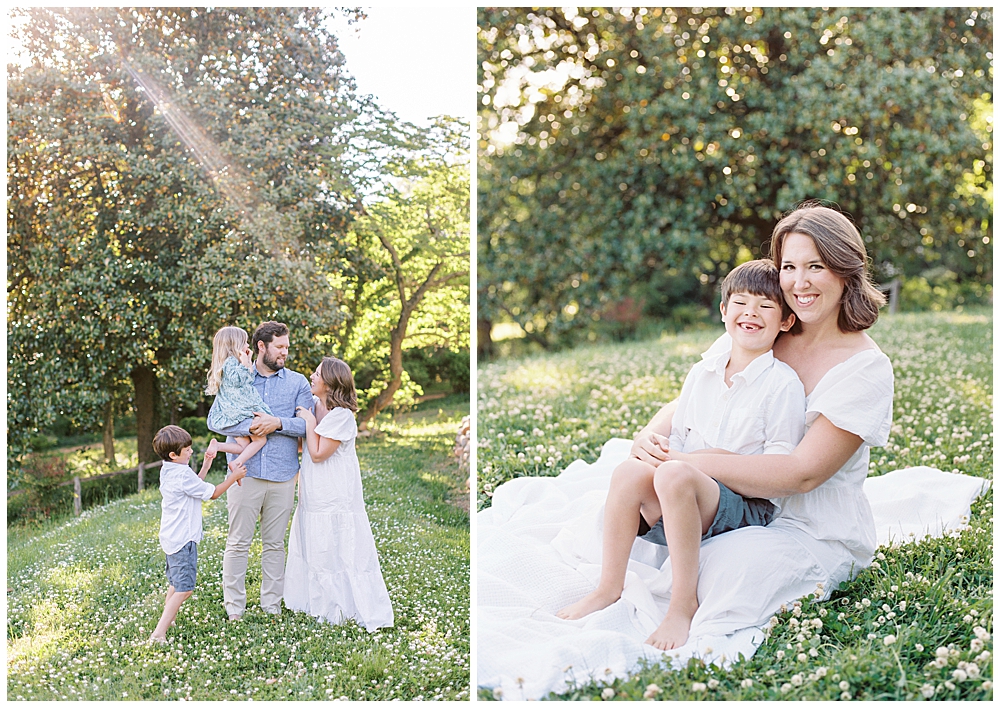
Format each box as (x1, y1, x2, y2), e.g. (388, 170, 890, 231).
(558, 259, 806, 650)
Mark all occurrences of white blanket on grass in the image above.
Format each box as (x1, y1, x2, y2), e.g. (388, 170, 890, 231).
(477, 438, 989, 700)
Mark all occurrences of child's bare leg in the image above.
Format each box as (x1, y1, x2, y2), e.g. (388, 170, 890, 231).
(150, 586, 193, 641)
(229, 435, 266, 472)
(645, 461, 720, 650)
(209, 437, 249, 457)
(557, 459, 662, 619)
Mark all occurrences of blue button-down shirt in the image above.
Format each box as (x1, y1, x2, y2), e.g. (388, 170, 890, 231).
(207, 364, 312, 483)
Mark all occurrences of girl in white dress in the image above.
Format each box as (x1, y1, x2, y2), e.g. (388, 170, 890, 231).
(284, 357, 393, 632)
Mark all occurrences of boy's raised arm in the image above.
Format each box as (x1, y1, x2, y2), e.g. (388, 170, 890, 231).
(211, 463, 246, 499)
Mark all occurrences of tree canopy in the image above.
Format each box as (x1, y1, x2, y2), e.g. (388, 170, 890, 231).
(477, 7, 992, 348)
(7, 7, 469, 471)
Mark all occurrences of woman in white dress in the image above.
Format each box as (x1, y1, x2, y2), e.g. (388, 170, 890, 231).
(479, 205, 898, 697)
(284, 357, 393, 632)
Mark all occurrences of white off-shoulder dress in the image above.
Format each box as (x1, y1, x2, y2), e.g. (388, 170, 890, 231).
(284, 405, 393, 632)
(477, 337, 988, 700)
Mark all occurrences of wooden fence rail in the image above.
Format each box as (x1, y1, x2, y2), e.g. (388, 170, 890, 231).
(8, 459, 164, 517)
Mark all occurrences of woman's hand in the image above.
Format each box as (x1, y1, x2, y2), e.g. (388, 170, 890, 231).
(295, 406, 315, 427)
(629, 432, 671, 467)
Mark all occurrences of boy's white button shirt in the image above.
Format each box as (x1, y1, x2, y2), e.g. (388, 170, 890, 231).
(669, 342, 806, 461)
(159, 461, 217, 555)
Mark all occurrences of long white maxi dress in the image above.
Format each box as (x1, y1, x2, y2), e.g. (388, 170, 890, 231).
(284, 405, 393, 632)
(477, 338, 989, 700)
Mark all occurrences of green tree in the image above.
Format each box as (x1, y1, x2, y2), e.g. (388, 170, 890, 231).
(8, 7, 361, 470)
(331, 117, 471, 428)
(478, 7, 992, 349)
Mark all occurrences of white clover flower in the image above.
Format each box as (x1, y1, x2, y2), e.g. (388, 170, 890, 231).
(740, 678, 753, 688)
(915, 643, 924, 652)
(973, 626, 990, 641)
(982, 681, 992, 691)
(839, 681, 850, 691)
(492, 687, 503, 699)
(953, 669, 968, 683)
(601, 687, 615, 700)
(816, 667, 828, 678)
(841, 692, 851, 700)
(791, 674, 804, 687)
(936, 646, 950, 658)
(707, 679, 719, 689)
(883, 635, 897, 646)
(644, 683, 663, 699)
(776, 650, 785, 660)
(920, 684, 935, 698)
(780, 683, 792, 694)
(689, 682, 706, 693)
(944, 680, 956, 691)
(966, 664, 980, 679)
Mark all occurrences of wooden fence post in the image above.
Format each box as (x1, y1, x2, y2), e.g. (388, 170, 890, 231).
(137, 461, 145, 491)
(888, 278, 901, 315)
(73, 477, 82, 516)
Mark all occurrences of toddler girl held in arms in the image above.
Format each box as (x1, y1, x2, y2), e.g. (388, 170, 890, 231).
(205, 326, 273, 477)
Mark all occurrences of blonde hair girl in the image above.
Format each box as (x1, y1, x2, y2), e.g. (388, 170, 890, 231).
(205, 326, 273, 475)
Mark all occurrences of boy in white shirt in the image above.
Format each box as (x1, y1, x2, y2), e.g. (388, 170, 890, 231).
(558, 259, 806, 650)
(150, 425, 246, 643)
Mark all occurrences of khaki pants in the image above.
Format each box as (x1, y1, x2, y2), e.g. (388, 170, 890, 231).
(222, 476, 296, 616)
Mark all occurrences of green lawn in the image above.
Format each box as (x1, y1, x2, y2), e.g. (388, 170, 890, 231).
(7, 396, 470, 701)
(477, 310, 992, 700)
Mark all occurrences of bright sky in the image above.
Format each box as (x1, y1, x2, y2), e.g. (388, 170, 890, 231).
(6, 8, 475, 126)
(326, 7, 474, 126)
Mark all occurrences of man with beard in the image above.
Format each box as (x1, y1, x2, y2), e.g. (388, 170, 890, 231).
(207, 321, 313, 621)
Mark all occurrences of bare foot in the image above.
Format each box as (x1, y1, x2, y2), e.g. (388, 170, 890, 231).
(149, 634, 167, 644)
(208, 438, 220, 455)
(556, 588, 621, 620)
(645, 603, 697, 650)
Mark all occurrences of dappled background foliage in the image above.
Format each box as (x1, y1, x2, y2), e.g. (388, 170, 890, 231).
(477, 7, 992, 352)
(8, 7, 469, 479)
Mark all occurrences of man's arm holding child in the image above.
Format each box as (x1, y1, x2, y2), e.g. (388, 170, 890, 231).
(206, 399, 253, 439)
(248, 377, 312, 438)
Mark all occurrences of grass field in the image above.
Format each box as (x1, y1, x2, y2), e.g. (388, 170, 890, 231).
(7, 395, 470, 701)
(477, 310, 992, 700)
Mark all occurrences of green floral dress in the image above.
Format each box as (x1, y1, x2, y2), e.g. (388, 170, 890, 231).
(208, 356, 273, 428)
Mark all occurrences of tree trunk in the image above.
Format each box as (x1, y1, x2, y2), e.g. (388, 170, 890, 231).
(358, 322, 407, 430)
(131, 365, 159, 463)
(477, 317, 494, 359)
(102, 399, 115, 463)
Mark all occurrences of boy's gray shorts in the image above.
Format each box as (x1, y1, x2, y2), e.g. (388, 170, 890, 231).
(639, 479, 775, 546)
(165, 540, 198, 592)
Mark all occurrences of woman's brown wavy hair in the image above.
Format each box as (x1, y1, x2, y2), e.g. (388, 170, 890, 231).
(318, 357, 358, 412)
(770, 203, 886, 334)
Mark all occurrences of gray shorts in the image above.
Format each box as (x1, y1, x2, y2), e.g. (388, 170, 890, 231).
(639, 479, 775, 546)
(165, 540, 198, 592)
